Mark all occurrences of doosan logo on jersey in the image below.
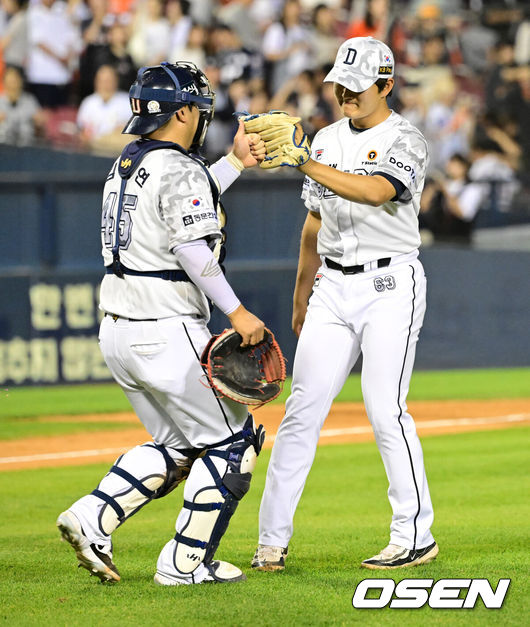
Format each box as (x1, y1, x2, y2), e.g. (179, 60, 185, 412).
(389, 156, 416, 181)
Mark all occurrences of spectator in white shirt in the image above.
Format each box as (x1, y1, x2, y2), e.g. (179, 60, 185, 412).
(166, 0, 192, 57)
(170, 22, 207, 68)
(26, 0, 80, 107)
(262, 0, 314, 95)
(309, 3, 342, 68)
(128, 0, 171, 67)
(77, 64, 130, 154)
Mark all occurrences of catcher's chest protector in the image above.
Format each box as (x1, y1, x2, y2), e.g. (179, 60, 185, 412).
(109, 139, 226, 279)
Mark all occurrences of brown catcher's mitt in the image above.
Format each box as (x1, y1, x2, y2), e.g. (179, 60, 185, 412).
(201, 328, 286, 406)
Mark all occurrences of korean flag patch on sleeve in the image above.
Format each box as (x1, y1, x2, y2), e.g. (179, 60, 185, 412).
(181, 195, 217, 227)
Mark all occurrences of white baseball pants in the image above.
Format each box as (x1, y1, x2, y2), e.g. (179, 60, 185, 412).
(69, 314, 253, 581)
(98, 314, 248, 450)
(259, 253, 435, 550)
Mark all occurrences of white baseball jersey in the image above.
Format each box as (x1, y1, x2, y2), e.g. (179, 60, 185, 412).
(302, 111, 428, 265)
(100, 148, 222, 320)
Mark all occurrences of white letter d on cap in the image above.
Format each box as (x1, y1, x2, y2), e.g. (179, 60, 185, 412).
(352, 579, 394, 608)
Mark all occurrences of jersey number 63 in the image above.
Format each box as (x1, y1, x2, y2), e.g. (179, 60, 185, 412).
(373, 276, 396, 292)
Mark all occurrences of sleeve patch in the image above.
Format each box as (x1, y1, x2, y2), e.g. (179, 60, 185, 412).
(187, 195, 207, 210)
(182, 209, 218, 227)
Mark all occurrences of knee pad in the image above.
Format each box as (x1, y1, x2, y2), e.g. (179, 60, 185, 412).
(172, 416, 265, 574)
(91, 443, 191, 536)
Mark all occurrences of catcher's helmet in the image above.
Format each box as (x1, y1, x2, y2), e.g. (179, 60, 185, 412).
(122, 61, 215, 147)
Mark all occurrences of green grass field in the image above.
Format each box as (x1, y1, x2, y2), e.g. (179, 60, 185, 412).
(1, 429, 528, 625)
(1, 369, 529, 625)
(1, 368, 529, 441)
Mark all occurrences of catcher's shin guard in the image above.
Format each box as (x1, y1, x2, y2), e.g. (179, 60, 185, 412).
(161, 416, 265, 576)
(89, 443, 191, 536)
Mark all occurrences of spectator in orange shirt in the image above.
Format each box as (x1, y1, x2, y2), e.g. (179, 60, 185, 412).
(346, 0, 390, 41)
(107, 0, 134, 17)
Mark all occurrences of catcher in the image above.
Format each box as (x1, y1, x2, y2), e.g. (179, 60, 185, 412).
(56, 62, 285, 586)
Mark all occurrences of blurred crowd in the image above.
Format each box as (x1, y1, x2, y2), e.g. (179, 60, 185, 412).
(0, 0, 529, 241)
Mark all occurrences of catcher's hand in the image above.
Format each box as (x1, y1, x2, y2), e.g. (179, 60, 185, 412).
(243, 111, 311, 169)
(201, 328, 287, 406)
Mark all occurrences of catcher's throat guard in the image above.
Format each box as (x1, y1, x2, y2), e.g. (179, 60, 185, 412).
(201, 328, 286, 406)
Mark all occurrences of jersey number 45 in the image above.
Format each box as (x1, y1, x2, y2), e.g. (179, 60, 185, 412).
(101, 192, 138, 250)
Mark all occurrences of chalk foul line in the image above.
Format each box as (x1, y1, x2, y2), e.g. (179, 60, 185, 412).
(0, 446, 131, 464)
(265, 413, 530, 443)
(1, 413, 529, 465)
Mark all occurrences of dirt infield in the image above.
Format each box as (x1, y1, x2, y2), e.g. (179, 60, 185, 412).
(1, 398, 529, 471)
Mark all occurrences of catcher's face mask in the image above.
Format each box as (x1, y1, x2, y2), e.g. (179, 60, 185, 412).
(123, 61, 215, 144)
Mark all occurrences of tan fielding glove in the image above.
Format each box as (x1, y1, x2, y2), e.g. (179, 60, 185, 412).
(243, 111, 311, 169)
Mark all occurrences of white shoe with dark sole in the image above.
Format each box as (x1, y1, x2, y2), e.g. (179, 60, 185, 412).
(154, 560, 246, 585)
(361, 542, 439, 570)
(251, 545, 288, 571)
(56, 510, 120, 583)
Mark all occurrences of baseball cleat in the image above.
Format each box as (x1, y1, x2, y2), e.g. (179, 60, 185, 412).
(361, 541, 439, 570)
(154, 560, 246, 586)
(56, 510, 120, 583)
(251, 544, 288, 571)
